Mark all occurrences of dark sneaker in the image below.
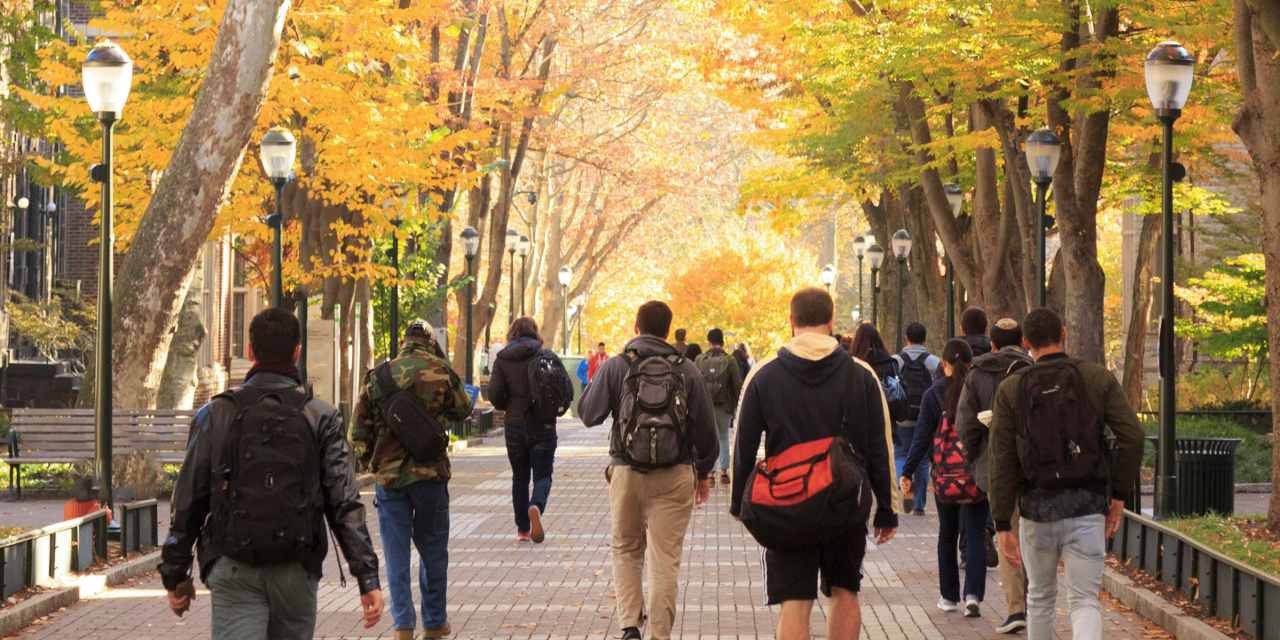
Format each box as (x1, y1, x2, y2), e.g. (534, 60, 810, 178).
(987, 534, 1001, 567)
(996, 613, 1027, 634)
(621, 627, 642, 640)
(529, 506, 545, 543)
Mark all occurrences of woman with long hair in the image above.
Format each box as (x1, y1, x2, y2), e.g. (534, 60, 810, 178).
(732, 342, 753, 380)
(848, 323, 897, 381)
(899, 339, 987, 616)
(488, 317, 561, 543)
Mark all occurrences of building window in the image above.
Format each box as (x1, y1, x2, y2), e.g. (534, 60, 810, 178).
(231, 292, 246, 359)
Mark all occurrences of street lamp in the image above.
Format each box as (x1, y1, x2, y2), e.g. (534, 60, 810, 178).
(853, 236, 866, 321)
(382, 195, 407, 348)
(821, 264, 837, 293)
(943, 182, 963, 339)
(867, 244, 885, 327)
(1025, 127, 1061, 308)
(259, 127, 295, 309)
(558, 266, 572, 354)
(1146, 40, 1195, 521)
(461, 227, 480, 385)
(517, 235, 531, 316)
(83, 40, 132, 516)
(891, 229, 912, 352)
(505, 229, 519, 326)
(574, 294, 586, 354)
(13, 197, 27, 295)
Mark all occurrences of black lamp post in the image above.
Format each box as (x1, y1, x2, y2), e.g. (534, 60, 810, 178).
(259, 128, 295, 309)
(1025, 128, 1062, 308)
(891, 229, 913, 352)
(943, 182, 964, 339)
(574, 294, 586, 355)
(558, 266, 572, 354)
(1147, 40, 1195, 521)
(517, 235, 530, 316)
(505, 229, 518, 326)
(461, 227, 479, 384)
(821, 264, 837, 294)
(83, 41, 132, 515)
(383, 195, 407, 349)
(483, 302, 494, 375)
(867, 244, 884, 327)
(853, 235, 866, 322)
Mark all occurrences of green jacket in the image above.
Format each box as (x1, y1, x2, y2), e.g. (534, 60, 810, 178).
(989, 352, 1145, 531)
(350, 342, 473, 489)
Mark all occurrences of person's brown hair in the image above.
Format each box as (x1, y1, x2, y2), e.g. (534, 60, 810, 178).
(636, 301, 674, 337)
(1023, 308, 1064, 350)
(674, 328, 687, 342)
(790, 287, 834, 328)
(249, 308, 301, 364)
(849, 323, 888, 360)
(942, 338, 974, 418)
(506, 317, 542, 343)
(960, 307, 988, 337)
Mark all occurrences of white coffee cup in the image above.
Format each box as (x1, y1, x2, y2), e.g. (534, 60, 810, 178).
(978, 410, 993, 426)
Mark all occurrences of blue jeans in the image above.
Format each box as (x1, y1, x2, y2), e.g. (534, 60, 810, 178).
(505, 422, 557, 532)
(895, 425, 929, 511)
(936, 499, 990, 602)
(714, 409, 733, 471)
(207, 557, 318, 640)
(376, 480, 450, 631)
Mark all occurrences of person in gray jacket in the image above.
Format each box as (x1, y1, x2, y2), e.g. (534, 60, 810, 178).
(579, 300, 719, 640)
(955, 317, 1033, 634)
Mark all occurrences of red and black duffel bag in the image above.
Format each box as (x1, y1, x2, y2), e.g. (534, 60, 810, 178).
(739, 364, 874, 551)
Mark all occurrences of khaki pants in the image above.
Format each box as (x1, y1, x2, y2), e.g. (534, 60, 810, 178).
(606, 465, 696, 640)
(999, 506, 1029, 615)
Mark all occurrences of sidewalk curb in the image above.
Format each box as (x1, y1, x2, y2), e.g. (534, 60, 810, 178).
(1103, 568, 1231, 640)
(0, 549, 162, 637)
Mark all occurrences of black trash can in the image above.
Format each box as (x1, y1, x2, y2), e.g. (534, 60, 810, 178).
(474, 407, 494, 435)
(1148, 436, 1242, 516)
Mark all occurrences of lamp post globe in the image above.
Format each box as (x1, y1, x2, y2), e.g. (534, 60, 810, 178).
(82, 40, 132, 517)
(16, 197, 28, 210)
(558, 267, 572, 353)
(1146, 40, 1195, 521)
(821, 264, 837, 292)
(461, 226, 480, 384)
(867, 244, 884, 327)
(260, 127, 296, 309)
(890, 229, 912, 351)
(46, 202, 56, 213)
(1025, 127, 1061, 308)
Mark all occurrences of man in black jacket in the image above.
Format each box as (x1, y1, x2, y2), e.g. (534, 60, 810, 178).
(730, 288, 898, 640)
(159, 308, 382, 640)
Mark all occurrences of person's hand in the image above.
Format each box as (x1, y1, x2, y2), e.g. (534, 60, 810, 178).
(360, 589, 384, 629)
(874, 527, 896, 545)
(998, 531, 1022, 570)
(168, 578, 196, 617)
(898, 477, 912, 494)
(1105, 498, 1124, 539)
(695, 478, 711, 505)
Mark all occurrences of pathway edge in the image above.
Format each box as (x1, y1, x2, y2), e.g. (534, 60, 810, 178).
(1103, 567, 1231, 640)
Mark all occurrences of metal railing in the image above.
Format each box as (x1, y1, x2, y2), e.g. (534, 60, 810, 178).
(1136, 410, 1272, 417)
(116, 499, 159, 559)
(0, 509, 108, 598)
(1113, 510, 1280, 639)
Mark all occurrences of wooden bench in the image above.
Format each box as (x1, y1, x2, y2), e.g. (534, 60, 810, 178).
(5, 409, 198, 498)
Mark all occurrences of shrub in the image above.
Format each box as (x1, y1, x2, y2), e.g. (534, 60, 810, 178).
(1188, 398, 1272, 435)
(1140, 416, 1271, 483)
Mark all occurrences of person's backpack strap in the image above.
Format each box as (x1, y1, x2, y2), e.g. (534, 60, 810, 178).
(375, 362, 401, 399)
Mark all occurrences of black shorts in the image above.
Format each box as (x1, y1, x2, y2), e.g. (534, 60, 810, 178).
(762, 529, 868, 605)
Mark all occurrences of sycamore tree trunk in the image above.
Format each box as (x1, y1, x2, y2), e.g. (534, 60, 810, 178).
(111, 0, 289, 409)
(155, 261, 206, 410)
(1122, 214, 1160, 408)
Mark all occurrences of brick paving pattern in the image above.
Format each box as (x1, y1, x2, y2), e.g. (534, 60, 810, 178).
(14, 419, 1162, 638)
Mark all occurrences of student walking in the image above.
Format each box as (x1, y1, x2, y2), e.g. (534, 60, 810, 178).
(891, 322, 942, 515)
(731, 287, 897, 640)
(160, 308, 383, 640)
(990, 308, 1145, 640)
(351, 320, 475, 640)
(959, 307, 993, 357)
(696, 328, 744, 485)
(732, 342, 753, 381)
(579, 301, 719, 640)
(955, 317, 1033, 633)
(489, 317, 573, 543)
(900, 339, 988, 617)
(588, 342, 610, 382)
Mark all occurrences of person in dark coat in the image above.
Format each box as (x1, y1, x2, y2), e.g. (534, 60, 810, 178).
(488, 317, 561, 543)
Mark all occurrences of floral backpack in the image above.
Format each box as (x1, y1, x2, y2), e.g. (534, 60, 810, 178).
(931, 389, 983, 504)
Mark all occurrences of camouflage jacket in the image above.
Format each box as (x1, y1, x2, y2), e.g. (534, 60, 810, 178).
(350, 342, 473, 488)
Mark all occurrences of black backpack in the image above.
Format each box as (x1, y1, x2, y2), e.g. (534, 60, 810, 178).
(899, 353, 933, 422)
(617, 352, 690, 470)
(375, 362, 450, 462)
(527, 349, 575, 422)
(213, 386, 321, 566)
(1014, 358, 1108, 491)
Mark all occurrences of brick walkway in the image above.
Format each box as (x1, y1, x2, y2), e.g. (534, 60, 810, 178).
(15, 419, 1159, 639)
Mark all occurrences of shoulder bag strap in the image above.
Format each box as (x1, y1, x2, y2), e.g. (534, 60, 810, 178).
(374, 362, 400, 398)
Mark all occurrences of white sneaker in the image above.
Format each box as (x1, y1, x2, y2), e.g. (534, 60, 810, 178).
(964, 595, 981, 617)
(937, 598, 958, 612)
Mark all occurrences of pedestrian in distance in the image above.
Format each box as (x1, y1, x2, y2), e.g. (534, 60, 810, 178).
(732, 342, 753, 381)
(955, 317, 1034, 634)
(684, 341, 703, 360)
(695, 328, 744, 485)
(159, 308, 383, 640)
(731, 287, 897, 640)
(588, 341, 610, 382)
(576, 356, 590, 391)
(579, 301, 720, 640)
(959, 307, 993, 357)
(900, 339, 989, 617)
(849, 323, 910, 430)
(351, 320, 475, 640)
(990, 308, 1145, 640)
(891, 322, 942, 516)
(672, 327, 690, 357)
(489, 317, 574, 543)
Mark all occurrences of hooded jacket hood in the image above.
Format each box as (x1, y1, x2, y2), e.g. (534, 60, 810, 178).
(497, 337, 543, 361)
(972, 344, 1031, 373)
(776, 333, 846, 387)
(622, 333, 680, 358)
(961, 334, 993, 356)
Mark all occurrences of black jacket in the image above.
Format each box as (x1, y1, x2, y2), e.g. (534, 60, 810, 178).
(488, 338, 555, 427)
(730, 333, 898, 531)
(158, 373, 380, 593)
(961, 334, 993, 357)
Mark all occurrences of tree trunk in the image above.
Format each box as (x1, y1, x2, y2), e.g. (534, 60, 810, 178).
(155, 262, 206, 410)
(111, 0, 289, 409)
(1122, 214, 1160, 408)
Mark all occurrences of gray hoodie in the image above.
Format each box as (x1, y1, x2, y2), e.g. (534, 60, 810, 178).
(578, 334, 720, 478)
(954, 345, 1033, 492)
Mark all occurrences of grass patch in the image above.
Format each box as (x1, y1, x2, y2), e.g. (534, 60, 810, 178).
(1140, 416, 1272, 483)
(0, 525, 24, 540)
(1164, 514, 1280, 578)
